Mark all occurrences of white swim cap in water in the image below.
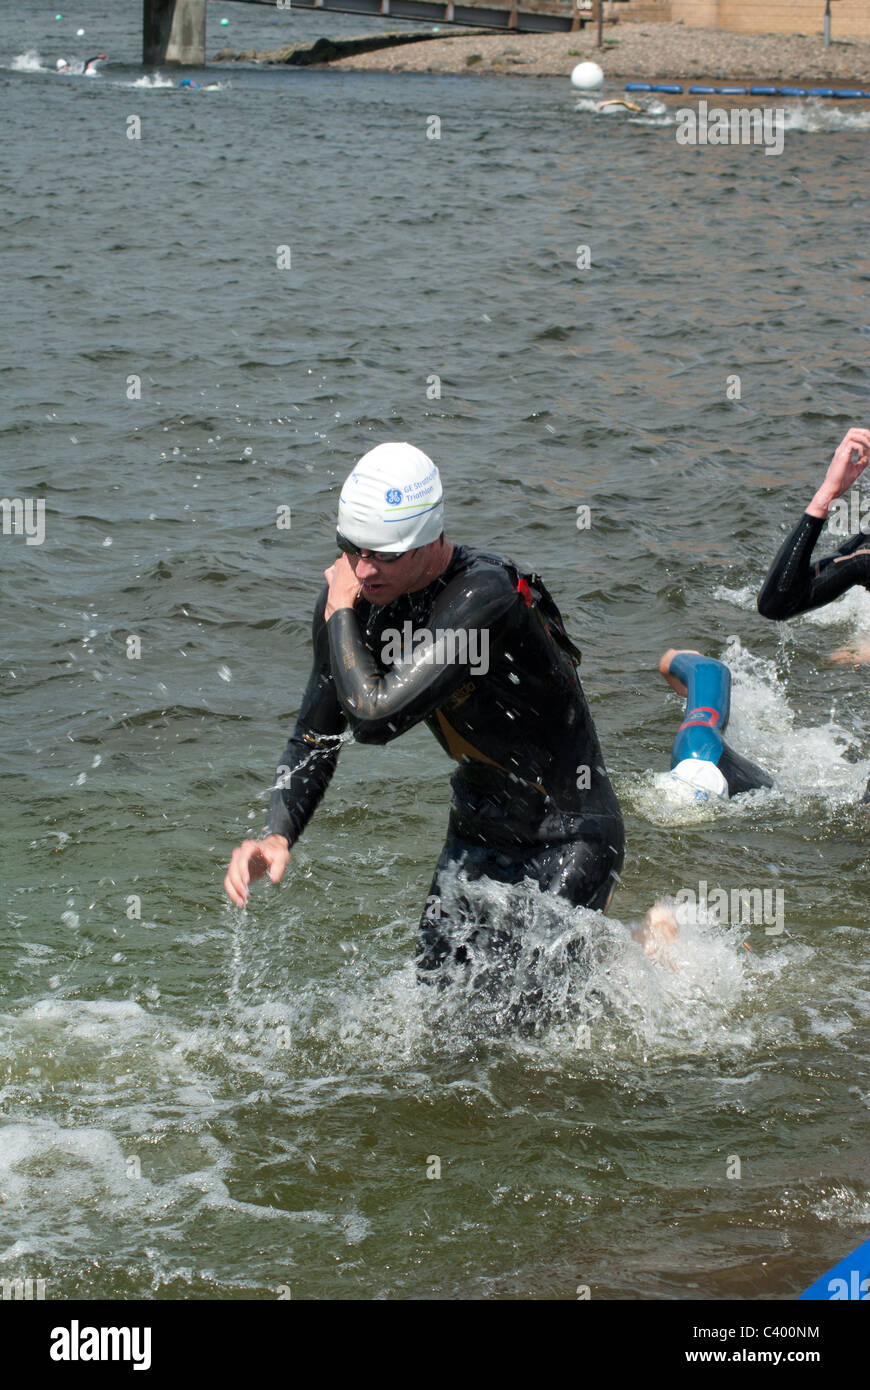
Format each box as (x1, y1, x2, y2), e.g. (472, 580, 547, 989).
(337, 443, 444, 553)
(670, 758, 728, 801)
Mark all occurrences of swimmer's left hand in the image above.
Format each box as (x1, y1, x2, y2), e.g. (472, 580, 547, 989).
(324, 553, 363, 620)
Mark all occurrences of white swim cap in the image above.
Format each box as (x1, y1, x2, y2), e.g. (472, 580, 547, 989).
(337, 443, 444, 553)
(670, 759, 729, 801)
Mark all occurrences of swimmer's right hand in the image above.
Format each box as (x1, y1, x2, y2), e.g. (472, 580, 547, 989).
(223, 835, 290, 908)
(809, 427, 870, 516)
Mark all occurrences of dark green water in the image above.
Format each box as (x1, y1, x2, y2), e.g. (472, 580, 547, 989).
(1, 2, 869, 1301)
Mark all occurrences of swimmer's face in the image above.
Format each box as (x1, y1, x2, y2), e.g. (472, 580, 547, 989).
(347, 542, 433, 606)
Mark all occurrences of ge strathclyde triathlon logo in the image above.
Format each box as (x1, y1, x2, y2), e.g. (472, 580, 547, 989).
(385, 488, 402, 506)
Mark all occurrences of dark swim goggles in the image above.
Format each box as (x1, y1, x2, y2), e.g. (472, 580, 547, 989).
(335, 530, 411, 564)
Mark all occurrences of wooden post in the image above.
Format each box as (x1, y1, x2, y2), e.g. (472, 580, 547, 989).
(596, 0, 603, 48)
(143, 0, 206, 66)
(823, 0, 831, 45)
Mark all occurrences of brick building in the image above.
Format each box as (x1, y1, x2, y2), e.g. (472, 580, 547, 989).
(612, 1, 870, 41)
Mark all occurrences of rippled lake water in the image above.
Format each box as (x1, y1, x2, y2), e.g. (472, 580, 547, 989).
(2, 1, 869, 1301)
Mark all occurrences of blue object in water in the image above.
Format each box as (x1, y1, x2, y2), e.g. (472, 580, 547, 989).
(178, 78, 200, 88)
(717, 86, 748, 95)
(624, 83, 653, 92)
(749, 86, 777, 95)
(834, 88, 864, 98)
(688, 86, 716, 94)
(654, 84, 683, 94)
(669, 653, 730, 771)
(799, 1236, 870, 1300)
(779, 86, 808, 97)
(807, 87, 835, 97)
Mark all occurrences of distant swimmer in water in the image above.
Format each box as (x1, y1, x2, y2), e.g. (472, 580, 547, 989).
(596, 98, 642, 113)
(586, 96, 666, 116)
(224, 442, 656, 1010)
(656, 648, 773, 801)
(56, 53, 106, 75)
(757, 426, 870, 802)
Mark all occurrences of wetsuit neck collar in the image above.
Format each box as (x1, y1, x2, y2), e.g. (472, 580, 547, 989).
(370, 544, 467, 625)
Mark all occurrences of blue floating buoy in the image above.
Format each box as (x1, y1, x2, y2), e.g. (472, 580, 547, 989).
(749, 86, 777, 95)
(834, 88, 864, 98)
(654, 83, 683, 94)
(625, 83, 653, 92)
(779, 86, 808, 96)
(807, 87, 835, 97)
(688, 86, 716, 94)
(717, 86, 748, 95)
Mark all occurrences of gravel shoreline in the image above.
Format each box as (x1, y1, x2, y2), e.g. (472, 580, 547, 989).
(234, 22, 870, 83)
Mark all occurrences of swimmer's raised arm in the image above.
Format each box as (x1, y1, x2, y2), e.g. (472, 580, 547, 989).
(758, 428, 870, 622)
(805, 427, 870, 519)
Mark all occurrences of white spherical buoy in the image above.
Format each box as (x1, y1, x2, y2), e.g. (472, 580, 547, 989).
(571, 60, 604, 91)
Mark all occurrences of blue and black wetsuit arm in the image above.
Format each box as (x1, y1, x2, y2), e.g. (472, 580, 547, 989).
(265, 586, 347, 847)
(668, 652, 773, 794)
(757, 512, 870, 620)
(326, 568, 518, 743)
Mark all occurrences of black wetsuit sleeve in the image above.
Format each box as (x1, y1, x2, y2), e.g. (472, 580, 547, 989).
(265, 586, 347, 847)
(326, 568, 518, 744)
(757, 511, 870, 620)
(718, 744, 774, 795)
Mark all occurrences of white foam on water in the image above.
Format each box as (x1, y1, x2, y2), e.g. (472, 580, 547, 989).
(0, 1110, 369, 1286)
(713, 584, 756, 611)
(0, 872, 857, 1283)
(783, 101, 870, 134)
(383, 869, 803, 1061)
(0, 1010, 370, 1276)
(125, 73, 176, 89)
(716, 573, 870, 638)
(214, 830, 870, 1083)
(801, 583, 870, 634)
(9, 50, 48, 72)
(722, 635, 866, 804)
(574, 99, 870, 135)
(812, 1185, 870, 1223)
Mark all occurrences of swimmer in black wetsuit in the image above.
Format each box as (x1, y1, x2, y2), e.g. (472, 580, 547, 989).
(757, 426, 870, 801)
(224, 442, 626, 982)
(57, 54, 107, 74)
